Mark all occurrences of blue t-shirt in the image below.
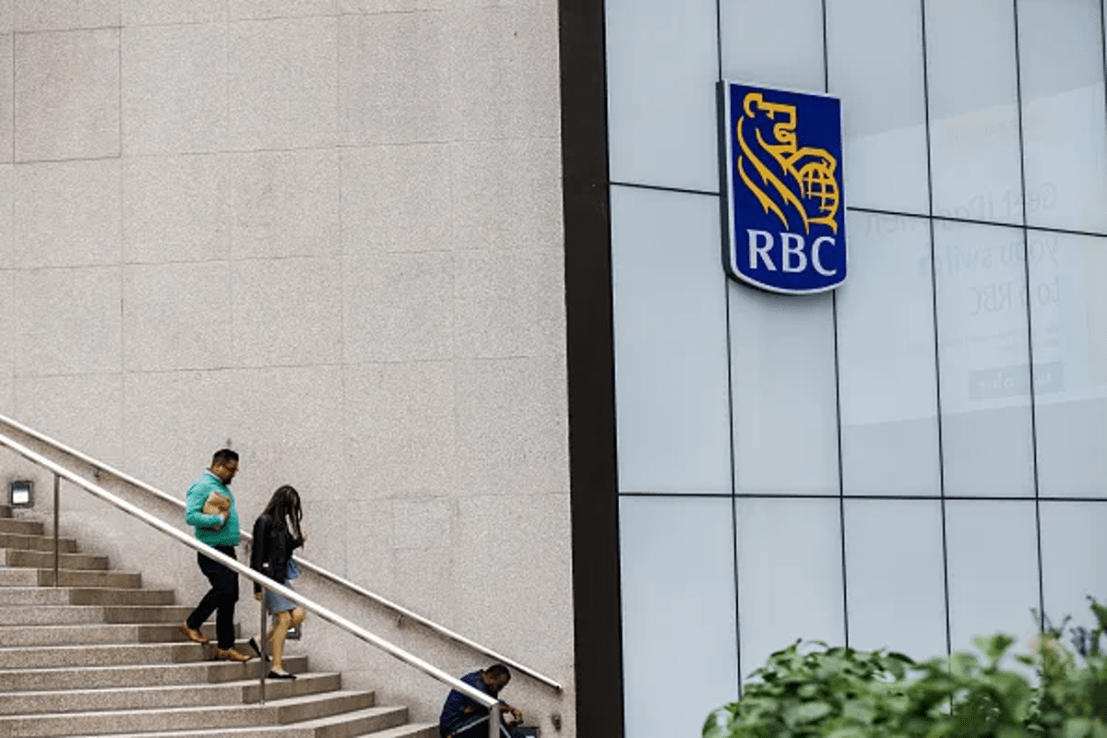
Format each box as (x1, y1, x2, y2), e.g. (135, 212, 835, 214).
(439, 671, 493, 733)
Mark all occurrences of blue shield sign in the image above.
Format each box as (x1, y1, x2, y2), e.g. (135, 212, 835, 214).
(720, 82, 847, 294)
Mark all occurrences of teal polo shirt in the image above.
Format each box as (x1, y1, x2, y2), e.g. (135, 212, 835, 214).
(184, 470, 240, 547)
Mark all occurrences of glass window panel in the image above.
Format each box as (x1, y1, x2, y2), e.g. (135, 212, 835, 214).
(838, 212, 940, 496)
(719, 0, 825, 92)
(1039, 501, 1107, 634)
(945, 500, 1040, 654)
(925, 0, 1023, 225)
(1028, 231, 1107, 498)
(605, 0, 720, 191)
(620, 496, 739, 738)
(730, 285, 839, 495)
(933, 221, 1035, 497)
(736, 498, 845, 679)
(611, 186, 733, 495)
(844, 500, 948, 659)
(826, 0, 929, 213)
(1017, 0, 1107, 233)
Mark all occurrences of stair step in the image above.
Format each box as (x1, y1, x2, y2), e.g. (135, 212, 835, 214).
(0, 604, 190, 626)
(0, 654, 308, 691)
(51, 706, 422, 738)
(0, 518, 45, 536)
(291, 704, 410, 738)
(73, 588, 174, 606)
(352, 724, 440, 738)
(0, 567, 142, 588)
(0, 587, 174, 606)
(0, 568, 47, 587)
(72, 587, 172, 606)
(141, 621, 233, 643)
(0, 622, 219, 647)
(102, 605, 193, 624)
(0, 605, 104, 625)
(0, 532, 78, 553)
(271, 690, 380, 727)
(0, 640, 207, 669)
(0, 673, 343, 715)
(0, 689, 377, 737)
(0, 587, 72, 605)
(4, 549, 108, 570)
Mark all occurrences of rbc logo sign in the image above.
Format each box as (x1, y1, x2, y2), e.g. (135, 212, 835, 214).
(720, 82, 847, 294)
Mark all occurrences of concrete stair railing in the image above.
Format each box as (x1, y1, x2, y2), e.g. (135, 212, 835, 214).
(0, 503, 439, 738)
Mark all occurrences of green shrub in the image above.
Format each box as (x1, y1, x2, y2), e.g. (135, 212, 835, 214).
(704, 600, 1107, 738)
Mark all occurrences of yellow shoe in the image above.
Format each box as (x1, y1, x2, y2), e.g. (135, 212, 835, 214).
(212, 646, 251, 662)
(178, 621, 209, 644)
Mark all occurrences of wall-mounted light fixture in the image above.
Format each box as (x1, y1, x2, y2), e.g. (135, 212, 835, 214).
(9, 480, 33, 508)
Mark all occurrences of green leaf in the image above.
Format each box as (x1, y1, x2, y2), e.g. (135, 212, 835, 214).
(949, 653, 979, 679)
(785, 702, 833, 725)
(1065, 718, 1093, 738)
(841, 699, 875, 725)
(797, 684, 820, 699)
(826, 729, 866, 738)
(974, 633, 1016, 664)
(1089, 598, 1107, 633)
(702, 711, 727, 738)
(885, 659, 907, 680)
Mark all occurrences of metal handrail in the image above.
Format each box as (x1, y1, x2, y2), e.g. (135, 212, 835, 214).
(0, 429, 506, 735)
(0, 411, 561, 692)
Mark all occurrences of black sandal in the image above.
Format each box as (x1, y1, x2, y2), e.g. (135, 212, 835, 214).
(267, 670, 296, 680)
(248, 637, 272, 662)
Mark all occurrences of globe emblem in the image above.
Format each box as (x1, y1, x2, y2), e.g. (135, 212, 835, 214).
(797, 161, 839, 222)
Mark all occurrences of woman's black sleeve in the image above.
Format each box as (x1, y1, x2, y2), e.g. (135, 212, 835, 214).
(251, 515, 271, 594)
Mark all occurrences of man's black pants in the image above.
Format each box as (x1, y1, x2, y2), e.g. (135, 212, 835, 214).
(186, 544, 239, 649)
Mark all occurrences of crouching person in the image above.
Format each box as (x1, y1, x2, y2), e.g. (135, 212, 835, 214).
(439, 664, 525, 738)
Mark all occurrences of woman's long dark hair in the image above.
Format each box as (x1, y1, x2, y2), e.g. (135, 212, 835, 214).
(262, 485, 303, 543)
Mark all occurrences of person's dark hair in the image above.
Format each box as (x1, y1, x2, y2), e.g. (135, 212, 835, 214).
(211, 448, 239, 466)
(262, 484, 303, 542)
(485, 664, 510, 681)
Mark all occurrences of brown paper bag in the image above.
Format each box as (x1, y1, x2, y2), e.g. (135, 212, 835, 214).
(202, 491, 231, 516)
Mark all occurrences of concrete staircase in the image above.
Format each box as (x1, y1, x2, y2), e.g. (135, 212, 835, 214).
(0, 504, 439, 737)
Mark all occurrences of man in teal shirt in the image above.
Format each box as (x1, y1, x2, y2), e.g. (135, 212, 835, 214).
(178, 449, 252, 662)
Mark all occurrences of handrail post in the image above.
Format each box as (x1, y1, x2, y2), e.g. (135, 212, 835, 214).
(258, 586, 268, 704)
(52, 473, 60, 587)
(489, 703, 501, 738)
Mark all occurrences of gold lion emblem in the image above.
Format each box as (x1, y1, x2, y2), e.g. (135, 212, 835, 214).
(736, 92, 840, 234)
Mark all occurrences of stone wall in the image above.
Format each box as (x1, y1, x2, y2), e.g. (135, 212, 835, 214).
(0, 2, 572, 733)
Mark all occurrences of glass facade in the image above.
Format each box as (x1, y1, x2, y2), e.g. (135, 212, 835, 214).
(605, 1, 1107, 736)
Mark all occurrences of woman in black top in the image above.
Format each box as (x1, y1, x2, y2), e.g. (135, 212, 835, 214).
(248, 484, 306, 679)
